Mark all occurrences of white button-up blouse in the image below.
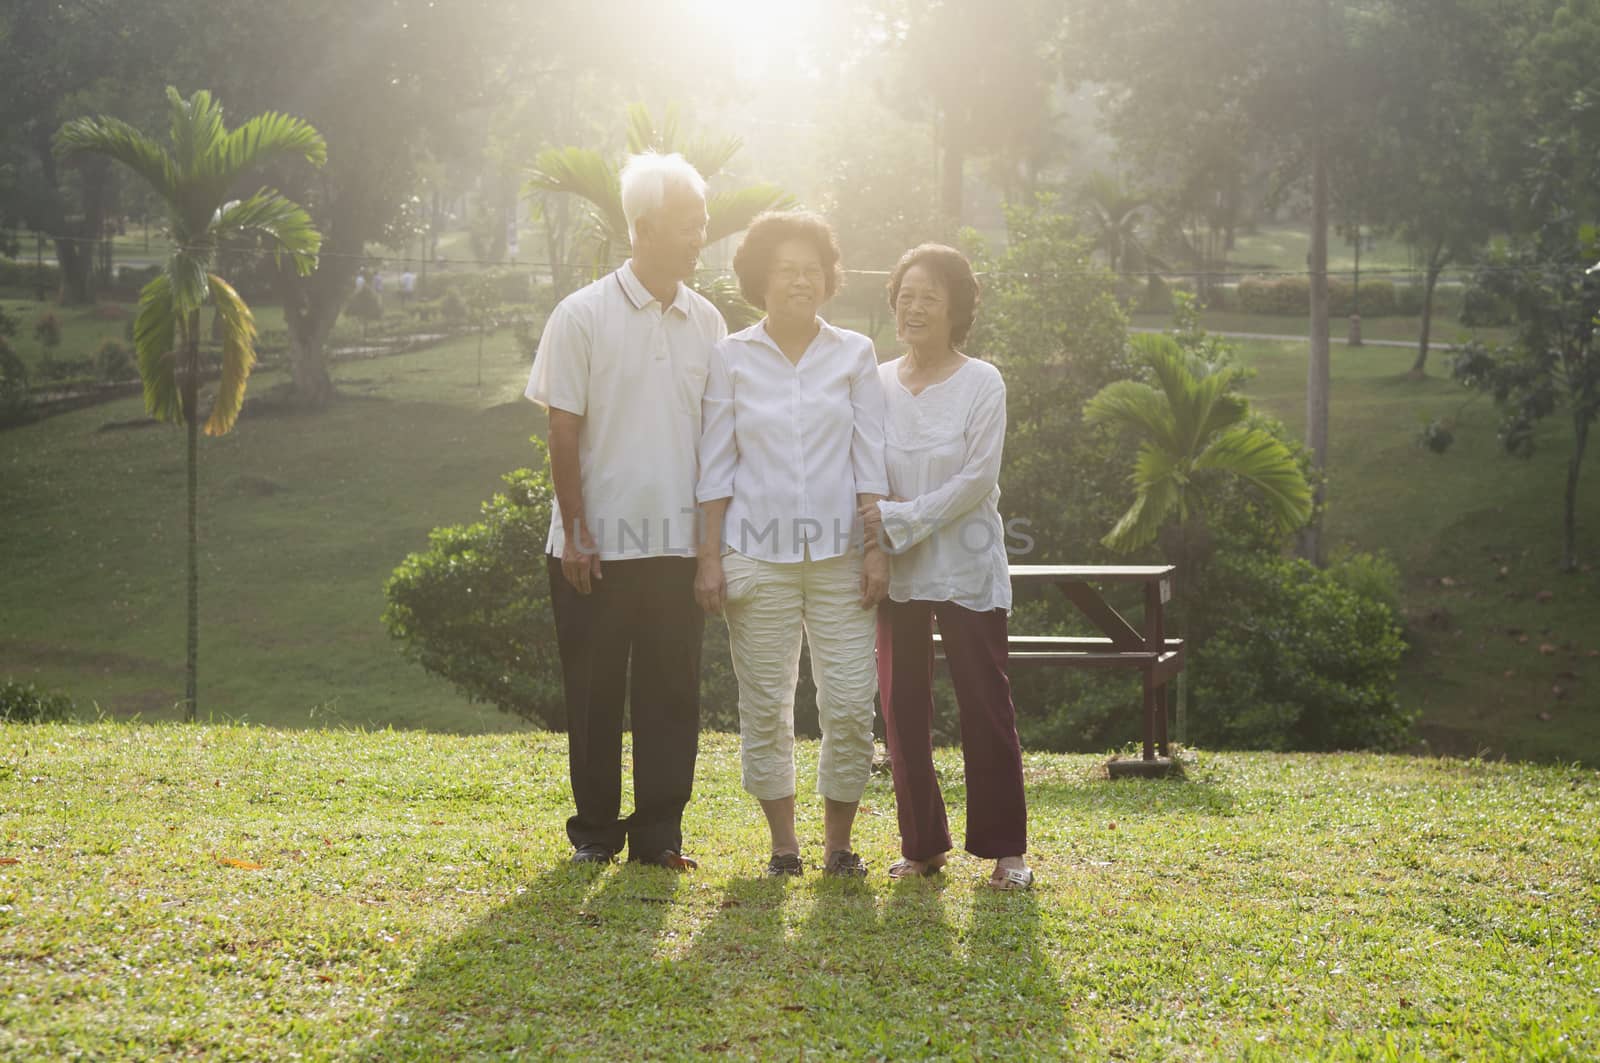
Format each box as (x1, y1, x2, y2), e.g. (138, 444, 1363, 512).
(696, 319, 889, 562)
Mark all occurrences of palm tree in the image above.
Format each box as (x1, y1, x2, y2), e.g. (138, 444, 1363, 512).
(526, 103, 793, 284)
(1078, 172, 1160, 275)
(56, 87, 325, 721)
(1085, 334, 1312, 568)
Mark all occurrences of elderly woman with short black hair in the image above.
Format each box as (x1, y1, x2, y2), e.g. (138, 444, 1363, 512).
(696, 210, 889, 878)
(861, 243, 1032, 889)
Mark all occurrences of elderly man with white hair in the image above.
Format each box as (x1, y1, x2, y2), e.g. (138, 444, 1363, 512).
(525, 152, 726, 870)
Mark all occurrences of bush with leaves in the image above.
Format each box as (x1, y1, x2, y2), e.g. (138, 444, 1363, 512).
(0, 680, 76, 723)
(93, 338, 136, 382)
(33, 311, 62, 350)
(383, 451, 743, 731)
(1184, 552, 1409, 751)
(0, 337, 29, 424)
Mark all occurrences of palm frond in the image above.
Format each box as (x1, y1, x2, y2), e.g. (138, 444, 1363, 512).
(1102, 465, 1182, 552)
(53, 115, 178, 197)
(203, 274, 257, 436)
(625, 102, 679, 154)
(1194, 425, 1314, 532)
(706, 184, 797, 245)
(167, 251, 211, 316)
(526, 147, 627, 248)
(213, 190, 321, 275)
(167, 87, 227, 178)
(1186, 370, 1249, 454)
(203, 110, 326, 188)
(683, 134, 744, 181)
(1083, 379, 1178, 453)
(133, 273, 182, 424)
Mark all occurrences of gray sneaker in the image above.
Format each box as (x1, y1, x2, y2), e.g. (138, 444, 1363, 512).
(823, 850, 868, 878)
(765, 853, 804, 877)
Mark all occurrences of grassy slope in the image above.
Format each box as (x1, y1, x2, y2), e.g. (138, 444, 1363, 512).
(1231, 339, 1600, 762)
(0, 331, 541, 732)
(2, 306, 1596, 757)
(2, 726, 1595, 1060)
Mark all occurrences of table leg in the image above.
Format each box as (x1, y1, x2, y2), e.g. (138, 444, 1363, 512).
(1143, 581, 1167, 761)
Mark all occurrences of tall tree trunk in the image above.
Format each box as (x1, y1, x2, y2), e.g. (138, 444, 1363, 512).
(940, 121, 965, 223)
(1410, 242, 1447, 377)
(1298, 0, 1333, 567)
(1563, 413, 1589, 573)
(183, 310, 201, 722)
(54, 234, 96, 304)
(279, 234, 361, 407)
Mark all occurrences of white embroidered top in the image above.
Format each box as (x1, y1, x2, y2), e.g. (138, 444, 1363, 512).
(876, 356, 1013, 612)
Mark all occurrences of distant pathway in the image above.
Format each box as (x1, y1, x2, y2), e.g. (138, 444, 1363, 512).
(1130, 326, 1457, 352)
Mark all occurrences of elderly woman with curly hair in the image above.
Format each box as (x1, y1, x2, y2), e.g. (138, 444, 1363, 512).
(861, 243, 1032, 890)
(695, 210, 889, 878)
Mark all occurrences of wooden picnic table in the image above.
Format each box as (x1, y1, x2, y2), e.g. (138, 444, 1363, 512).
(935, 563, 1184, 776)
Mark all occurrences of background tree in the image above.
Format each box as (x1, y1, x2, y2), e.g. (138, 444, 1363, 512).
(526, 103, 792, 273)
(1070, 0, 1384, 564)
(874, 0, 1066, 222)
(56, 87, 324, 719)
(1085, 332, 1313, 588)
(174, 0, 503, 407)
(0, 0, 179, 303)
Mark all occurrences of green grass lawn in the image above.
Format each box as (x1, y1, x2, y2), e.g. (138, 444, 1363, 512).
(0, 327, 541, 732)
(1227, 225, 1423, 275)
(1128, 309, 1511, 348)
(1, 725, 1595, 1059)
(1231, 338, 1600, 763)
(2, 307, 1596, 758)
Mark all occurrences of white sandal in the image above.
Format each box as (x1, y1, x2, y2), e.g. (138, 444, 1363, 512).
(987, 866, 1034, 891)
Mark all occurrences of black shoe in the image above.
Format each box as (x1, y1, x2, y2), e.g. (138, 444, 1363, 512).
(765, 853, 804, 877)
(570, 843, 616, 866)
(823, 850, 868, 878)
(629, 848, 698, 872)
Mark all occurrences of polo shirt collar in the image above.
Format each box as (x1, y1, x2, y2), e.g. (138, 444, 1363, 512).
(617, 260, 690, 317)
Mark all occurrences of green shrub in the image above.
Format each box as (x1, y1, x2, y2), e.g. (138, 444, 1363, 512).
(384, 463, 566, 728)
(1236, 275, 1401, 317)
(93, 338, 136, 382)
(1350, 278, 1395, 316)
(346, 285, 383, 327)
(1187, 552, 1410, 751)
(383, 455, 744, 733)
(1459, 283, 1514, 326)
(441, 289, 468, 326)
(0, 338, 29, 423)
(0, 260, 61, 291)
(33, 311, 62, 350)
(0, 679, 76, 723)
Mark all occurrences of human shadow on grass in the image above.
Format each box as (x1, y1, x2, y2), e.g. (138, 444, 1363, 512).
(363, 863, 1068, 1057)
(358, 862, 685, 1060)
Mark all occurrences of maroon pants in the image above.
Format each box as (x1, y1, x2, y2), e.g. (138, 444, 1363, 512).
(877, 598, 1028, 861)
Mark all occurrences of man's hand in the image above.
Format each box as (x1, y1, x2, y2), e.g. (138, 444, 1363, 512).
(562, 522, 602, 594)
(859, 545, 889, 609)
(694, 552, 727, 615)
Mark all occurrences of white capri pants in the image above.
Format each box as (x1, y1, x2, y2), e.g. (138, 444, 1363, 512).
(721, 549, 878, 803)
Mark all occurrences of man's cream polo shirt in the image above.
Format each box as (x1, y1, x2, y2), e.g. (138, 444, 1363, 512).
(525, 260, 727, 560)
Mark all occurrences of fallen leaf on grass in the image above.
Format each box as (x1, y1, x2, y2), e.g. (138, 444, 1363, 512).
(780, 1004, 806, 1012)
(215, 856, 263, 870)
(1439, 577, 1457, 587)
(1539, 643, 1557, 656)
(1538, 712, 1553, 721)
(0, 857, 19, 866)
(718, 898, 742, 910)
(315, 973, 334, 983)
(1518, 635, 1531, 644)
